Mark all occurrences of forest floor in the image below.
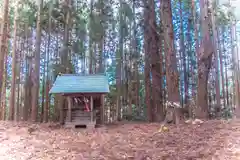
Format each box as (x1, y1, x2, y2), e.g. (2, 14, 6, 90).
(0, 120, 239, 160)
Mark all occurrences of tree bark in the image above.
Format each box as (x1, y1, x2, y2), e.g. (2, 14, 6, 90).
(44, 0, 53, 123)
(0, 0, 9, 104)
(31, 0, 43, 121)
(149, 0, 164, 122)
(143, 0, 153, 122)
(160, 0, 182, 124)
(9, 2, 18, 120)
(209, 3, 221, 116)
(195, 0, 214, 119)
(179, 0, 188, 105)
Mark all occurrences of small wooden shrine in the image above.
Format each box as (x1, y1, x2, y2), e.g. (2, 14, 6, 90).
(49, 74, 109, 129)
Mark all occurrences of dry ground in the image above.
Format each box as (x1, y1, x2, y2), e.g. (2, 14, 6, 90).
(0, 119, 239, 160)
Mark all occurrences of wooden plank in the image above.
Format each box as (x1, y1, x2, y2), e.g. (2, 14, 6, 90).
(63, 107, 85, 110)
(100, 94, 105, 124)
(62, 93, 106, 97)
(71, 112, 91, 116)
(67, 97, 72, 122)
(65, 119, 96, 126)
(74, 112, 90, 115)
(59, 96, 64, 124)
(90, 96, 93, 122)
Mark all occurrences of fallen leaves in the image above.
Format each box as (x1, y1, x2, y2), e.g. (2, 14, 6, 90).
(0, 120, 239, 159)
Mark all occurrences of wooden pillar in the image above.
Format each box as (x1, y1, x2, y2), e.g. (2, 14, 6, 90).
(100, 94, 105, 124)
(67, 96, 72, 122)
(59, 95, 64, 124)
(90, 96, 93, 122)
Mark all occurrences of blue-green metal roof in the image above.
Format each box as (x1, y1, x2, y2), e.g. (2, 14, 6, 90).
(49, 74, 110, 94)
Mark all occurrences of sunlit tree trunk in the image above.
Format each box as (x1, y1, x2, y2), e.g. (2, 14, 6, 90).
(43, 0, 53, 123)
(116, 0, 124, 121)
(210, 3, 221, 114)
(191, 0, 198, 98)
(160, 0, 182, 124)
(31, 0, 43, 121)
(41, 46, 47, 122)
(196, 0, 214, 119)
(149, 0, 163, 122)
(132, 0, 140, 115)
(143, 0, 153, 122)
(231, 19, 240, 117)
(0, 0, 9, 104)
(223, 27, 229, 107)
(179, 0, 187, 105)
(9, 1, 19, 121)
(0, 15, 9, 120)
(88, 0, 94, 74)
(218, 28, 226, 109)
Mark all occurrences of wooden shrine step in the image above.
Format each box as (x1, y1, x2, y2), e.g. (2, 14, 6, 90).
(64, 120, 96, 129)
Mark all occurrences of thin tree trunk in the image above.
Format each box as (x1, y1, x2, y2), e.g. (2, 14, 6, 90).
(179, 0, 187, 105)
(218, 28, 226, 109)
(231, 19, 240, 117)
(41, 46, 47, 122)
(210, 3, 221, 115)
(116, 0, 124, 121)
(44, 0, 53, 122)
(0, 21, 9, 120)
(9, 2, 18, 120)
(132, 0, 140, 115)
(0, 49, 7, 120)
(89, 0, 94, 74)
(191, 0, 198, 98)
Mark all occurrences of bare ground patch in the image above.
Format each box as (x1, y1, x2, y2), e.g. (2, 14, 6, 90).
(0, 120, 239, 159)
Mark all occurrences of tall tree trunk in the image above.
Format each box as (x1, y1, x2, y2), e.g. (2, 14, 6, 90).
(97, 0, 104, 74)
(143, 0, 153, 122)
(44, 0, 53, 123)
(88, 0, 94, 74)
(149, 0, 163, 121)
(223, 27, 229, 107)
(160, 0, 181, 124)
(218, 28, 226, 109)
(16, 37, 22, 121)
(41, 46, 47, 122)
(23, 22, 32, 121)
(231, 19, 240, 117)
(210, 3, 221, 115)
(9, 2, 18, 121)
(58, 0, 71, 123)
(31, 0, 43, 121)
(1, 47, 7, 120)
(0, 16, 9, 120)
(179, 0, 187, 105)
(23, 56, 32, 121)
(0, 0, 9, 103)
(191, 0, 198, 98)
(195, 0, 214, 119)
(116, 0, 124, 121)
(132, 0, 140, 115)
(127, 22, 133, 117)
